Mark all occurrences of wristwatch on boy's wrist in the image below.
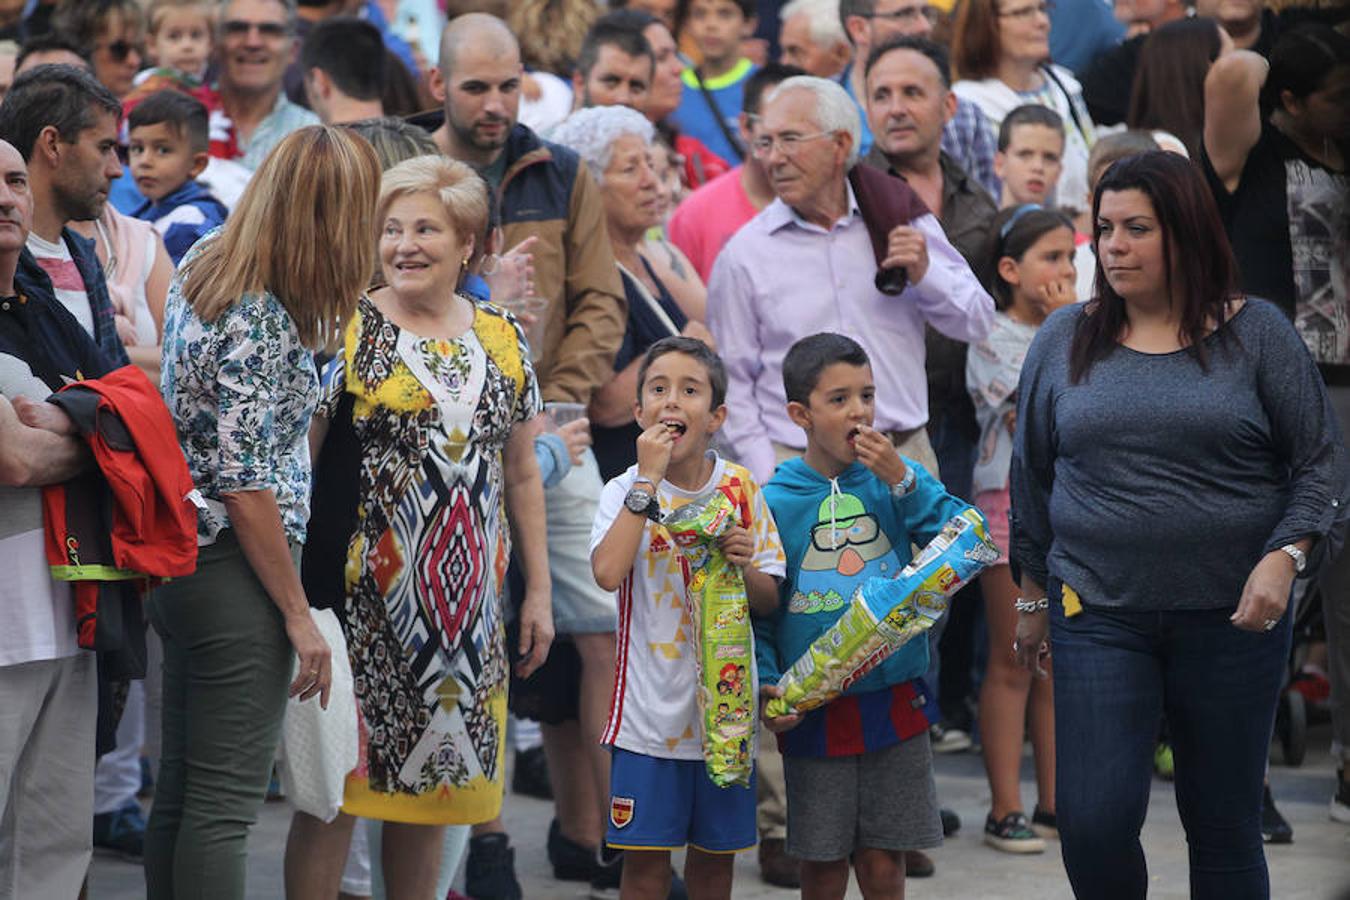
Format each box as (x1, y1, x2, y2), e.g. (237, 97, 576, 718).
(891, 465, 917, 498)
(623, 486, 662, 522)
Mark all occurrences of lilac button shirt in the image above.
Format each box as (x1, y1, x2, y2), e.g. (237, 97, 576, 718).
(707, 181, 995, 484)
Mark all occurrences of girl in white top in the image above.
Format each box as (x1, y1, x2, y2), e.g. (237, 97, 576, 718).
(966, 203, 1077, 854)
(950, 0, 1096, 215)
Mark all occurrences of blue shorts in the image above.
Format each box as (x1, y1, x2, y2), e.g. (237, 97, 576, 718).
(605, 747, 757, 853)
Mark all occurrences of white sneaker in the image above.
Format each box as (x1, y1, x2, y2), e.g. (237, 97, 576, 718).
(930, 723, 972, 754)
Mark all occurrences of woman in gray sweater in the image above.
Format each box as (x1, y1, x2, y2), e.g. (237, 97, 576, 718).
(1008, 151, 1343, 900)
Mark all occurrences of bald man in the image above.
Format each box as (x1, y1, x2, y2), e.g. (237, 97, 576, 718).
(411, 13, 631, 900)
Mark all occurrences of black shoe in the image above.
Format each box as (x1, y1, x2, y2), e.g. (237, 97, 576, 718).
(511, 745, 552, 800)
(589, 847, 623, 900)
(1261, 785, 1293, 844)
(466, 833, 523, 900)
(548, 818, 598, 881)
(940, 807, 961, 837)
(1031, 805, 1058, 839)
(93, 802, 146, 860)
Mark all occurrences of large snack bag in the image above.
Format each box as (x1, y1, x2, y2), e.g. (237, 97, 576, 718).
(764, 508, 998, 719)
(663, 486, 756, 788)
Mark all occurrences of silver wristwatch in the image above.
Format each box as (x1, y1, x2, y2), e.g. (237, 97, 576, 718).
(1279, 543, 1307, 574)
(623, 486, 662, 522)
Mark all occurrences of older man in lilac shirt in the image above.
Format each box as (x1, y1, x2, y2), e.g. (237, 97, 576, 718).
(708, 75, 993, 485)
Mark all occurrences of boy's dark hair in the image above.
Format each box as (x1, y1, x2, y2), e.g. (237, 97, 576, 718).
(0, 64, 121, 162)
(301, 17, 387, 102)
(577, 15, 654, 78)
(675, 0, 756, 37)
(129, 89, 210, 154)
(743, 62, 806, 116)
(782, 333, 870, 405)
(865, 35, 951, 89)
(636, 336, 728, 408)
(997, 104, 1063, 152)
(15, 34, 89, 72)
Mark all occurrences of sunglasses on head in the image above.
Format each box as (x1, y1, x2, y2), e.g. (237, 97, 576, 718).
(222, 19, 290, 39)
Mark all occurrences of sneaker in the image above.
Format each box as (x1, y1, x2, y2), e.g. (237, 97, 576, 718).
(588, 850, 686, 900)
(940, 807, 961, 837)
(93, 802, 146, 860)
(511, 745, 552, 800)
(465, 833, 523, 900)
(1261, 785, 1293, 844)
(757, 837, 801, 888)
(1153, 743, 1175, 781)
(1332, 769, 1350, 824)
(548, 818, 597, 881)
(983, 812, 1046, 854)
(903, 849, 935, 878)
(1030, 806, 1058, 839)
(589, 846, 623, 900)
(929, 722, 972, 754)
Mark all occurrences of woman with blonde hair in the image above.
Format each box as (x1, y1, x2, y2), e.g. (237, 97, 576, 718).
(285, 154, 553, 899)
(147, 125, 382, 900)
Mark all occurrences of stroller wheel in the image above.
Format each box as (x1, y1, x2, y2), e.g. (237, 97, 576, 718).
(1278, 689, 1307, 767)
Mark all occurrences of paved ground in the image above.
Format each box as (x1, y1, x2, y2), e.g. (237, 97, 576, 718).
(92, 723, 1350, 899)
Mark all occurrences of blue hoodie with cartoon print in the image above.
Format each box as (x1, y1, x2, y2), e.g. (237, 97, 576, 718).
(758, 456, 970, 757)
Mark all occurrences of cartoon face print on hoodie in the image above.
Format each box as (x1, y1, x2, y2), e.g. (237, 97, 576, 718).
(789, 491, 903, 614)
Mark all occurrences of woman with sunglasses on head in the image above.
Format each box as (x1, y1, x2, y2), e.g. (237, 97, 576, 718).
(966, 204, 1076, 856)
(1010, 150, 1342, 899)
(950, 0, 1095, 216)
(52, 0, 145, 98)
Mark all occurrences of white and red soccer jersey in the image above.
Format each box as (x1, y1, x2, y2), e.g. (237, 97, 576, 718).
(590, 453, 785, 760)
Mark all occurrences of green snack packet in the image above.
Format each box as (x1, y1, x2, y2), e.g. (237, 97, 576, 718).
(664, 486, 755, 789)
(765, 508, 999, 719)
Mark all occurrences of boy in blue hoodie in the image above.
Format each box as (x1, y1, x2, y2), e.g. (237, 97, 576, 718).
(128, 90, 228, 266)
(758, 333, 969, 898)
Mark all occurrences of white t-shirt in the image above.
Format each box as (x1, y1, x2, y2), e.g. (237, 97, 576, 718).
(27, 232, 93, 335)
(0, 352, 76, 666)
(590, 453, 785, 760)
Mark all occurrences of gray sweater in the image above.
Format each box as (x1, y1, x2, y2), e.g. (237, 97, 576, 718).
(1010, 299, 1343, 610)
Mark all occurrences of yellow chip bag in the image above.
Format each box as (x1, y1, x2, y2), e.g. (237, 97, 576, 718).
(764, 508, 999, 719)
(663, 486, 755, 788)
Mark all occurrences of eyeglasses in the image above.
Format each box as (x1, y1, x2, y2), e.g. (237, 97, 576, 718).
(99, 39, 143, 62)
(221, 19, 290, 39)
(866, 5, 939, 25)
(997, 1, 1053, 19)
(750, 130, 833, 158)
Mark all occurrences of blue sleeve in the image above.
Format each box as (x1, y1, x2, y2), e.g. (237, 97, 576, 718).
(533, 432, 572, 489)
(753, 594, 785, 686)
(896, 462, 975, 548)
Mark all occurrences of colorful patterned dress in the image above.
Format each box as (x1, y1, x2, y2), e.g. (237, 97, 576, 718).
(319, 295, 541, 825)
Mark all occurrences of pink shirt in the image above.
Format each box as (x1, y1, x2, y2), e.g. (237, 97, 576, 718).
(667, 166, 759, 283)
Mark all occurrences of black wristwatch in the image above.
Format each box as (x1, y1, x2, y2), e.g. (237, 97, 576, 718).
(623, 485, 662, 522)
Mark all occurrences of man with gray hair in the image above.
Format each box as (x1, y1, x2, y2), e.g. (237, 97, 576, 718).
(216, 0, 318, 169)
(779, 0, 851, 80)
(709, 74, 991, 484)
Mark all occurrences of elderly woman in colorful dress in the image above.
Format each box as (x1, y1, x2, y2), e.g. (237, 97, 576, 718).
(288, 154, 553, 899)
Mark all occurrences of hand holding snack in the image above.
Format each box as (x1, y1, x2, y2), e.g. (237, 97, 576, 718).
(636, 421, 674, 484)
(853, 424, 908, 487)
(557, 418, 592, 466)
(759, 684, 802, 734)
(717, 524, 755, 569)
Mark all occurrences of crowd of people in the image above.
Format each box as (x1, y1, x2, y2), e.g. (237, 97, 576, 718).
(0, 0, 1346, 898)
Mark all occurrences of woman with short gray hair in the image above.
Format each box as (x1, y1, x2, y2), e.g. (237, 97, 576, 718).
(550, 105, 715, 481)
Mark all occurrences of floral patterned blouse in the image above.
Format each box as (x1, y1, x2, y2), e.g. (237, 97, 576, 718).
(160, 235, 319, 545)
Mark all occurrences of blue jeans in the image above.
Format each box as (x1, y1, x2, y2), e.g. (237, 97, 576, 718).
(1050, 601, 1290, 900)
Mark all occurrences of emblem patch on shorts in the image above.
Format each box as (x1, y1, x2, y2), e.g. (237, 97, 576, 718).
(610, 796, 635, 829)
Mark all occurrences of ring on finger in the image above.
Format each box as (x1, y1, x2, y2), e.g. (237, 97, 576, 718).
(1263, 618, 1277, 631)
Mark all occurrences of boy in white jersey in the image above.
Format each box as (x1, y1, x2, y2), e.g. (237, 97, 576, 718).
(591, 336, 785, 900)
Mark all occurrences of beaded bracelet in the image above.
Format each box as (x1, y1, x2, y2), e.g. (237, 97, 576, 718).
(1014, 597, 1049, 613)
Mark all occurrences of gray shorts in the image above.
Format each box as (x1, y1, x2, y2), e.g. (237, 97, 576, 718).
(782, 731, 942, 861)
(545, 449, 617, 635)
